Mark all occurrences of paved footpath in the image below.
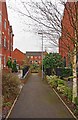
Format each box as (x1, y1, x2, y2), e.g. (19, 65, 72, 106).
(9, 73, 75, 118)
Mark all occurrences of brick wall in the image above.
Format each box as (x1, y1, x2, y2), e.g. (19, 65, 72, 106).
(0, 1, 14, 69)
(59, 2, 75, 66)
(12, 48, 26, 66)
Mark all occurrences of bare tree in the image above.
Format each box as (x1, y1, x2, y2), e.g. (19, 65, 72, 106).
(8, 0, 78, 102)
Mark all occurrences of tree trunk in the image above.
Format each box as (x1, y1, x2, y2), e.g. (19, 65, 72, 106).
(72, 53, 77, 102)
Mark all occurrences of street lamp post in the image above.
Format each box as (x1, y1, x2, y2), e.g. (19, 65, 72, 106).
(38, 31, 43, 80)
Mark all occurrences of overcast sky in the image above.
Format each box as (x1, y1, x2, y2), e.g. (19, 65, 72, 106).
(6, 0, 64, 53)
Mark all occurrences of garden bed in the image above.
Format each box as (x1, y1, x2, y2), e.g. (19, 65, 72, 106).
(46, 75, 78, 119)
(2, 71, 21, 118)
(55, 88, 78, 118)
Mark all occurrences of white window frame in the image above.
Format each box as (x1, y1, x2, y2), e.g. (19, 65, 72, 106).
(4, 19, 7, 30)
(4, 36, 6, 47)
(8, 40, 9, 50)
(39, 56, 41, 59)
(4, 56, 6, 67)
(31, 56, 33, 59)
(35, 56, 37, 59)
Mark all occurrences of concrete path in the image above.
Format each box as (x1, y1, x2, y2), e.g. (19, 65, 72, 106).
(9, 73, 75, 118)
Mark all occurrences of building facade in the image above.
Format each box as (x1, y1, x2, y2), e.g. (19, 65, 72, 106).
(0, 1, 14, 69)
(12, 48, 26, 66)
(59, 1, 78, 66)
(26, 51, 47, 65)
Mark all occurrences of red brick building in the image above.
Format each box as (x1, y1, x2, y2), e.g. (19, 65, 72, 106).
(0, 1, 14, 69)
(12, 48, 26, 66)
(26, 51, 47, 65)
(59, 2, 78, 66)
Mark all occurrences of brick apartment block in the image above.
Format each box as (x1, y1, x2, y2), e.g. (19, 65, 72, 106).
(59, 1, 78, 66)
(26, 51, 47, 65)
(0, 1, 14, 69)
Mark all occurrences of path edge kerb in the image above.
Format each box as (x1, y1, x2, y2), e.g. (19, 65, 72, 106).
(53, 88, 78, 120)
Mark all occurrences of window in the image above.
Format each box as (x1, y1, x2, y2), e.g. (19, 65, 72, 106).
(31, 56, 33, 59)
(39, 61, 41, 64)
(4, 20, 6, 30)
(4, 56, 6, 67)
(30, 61, 32, 64)
(8, 40, 9, 50)
(35, 56, 37, 59)
(35, 60, 37, 63)
(39, 56, 41, 59)
(4, 36, 6, 47)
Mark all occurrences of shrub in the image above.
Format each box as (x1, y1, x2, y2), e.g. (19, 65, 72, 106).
(46, 75, 51, 82)
(74, 97, 78, 106)
(46, 75, 58, 88)
(56, 67, 72, 77)
(58, 79, 64, 85)
(2, 71, 21, 100)
(67, 88, 72, 101)
(61, 68, 72, 77)
(3, 101, 12, 107)
(62, 86, 72, 101)
(74, 106, 78, 115)
(50, 79, 58, 88)
(57, 85, 66, 93)
(46, 75, 72, 101)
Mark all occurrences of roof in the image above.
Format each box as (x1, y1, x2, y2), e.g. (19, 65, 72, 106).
(26, 51, 46, 56)
(14, 48, 25, 55)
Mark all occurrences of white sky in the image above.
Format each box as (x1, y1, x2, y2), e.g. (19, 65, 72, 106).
(6, 0, 64, 53)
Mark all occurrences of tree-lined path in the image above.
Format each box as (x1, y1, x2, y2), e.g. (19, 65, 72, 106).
(9, 73, 74, 118)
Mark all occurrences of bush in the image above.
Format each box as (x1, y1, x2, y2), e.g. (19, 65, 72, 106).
(50, 79, 58, 88)
(58, 79, 64, 85)
(57, 85, 66, 93)
(2, 71, 21, 100)
(62, 86, 72, 101)
(46, 75, 72, 101)
(67, 88, 72, 101)
(46, 75, 58, 88)
(56, 67, 72, 77)
(3, 101, 12, 107)
(61, 68, 72, 77)
(74, 97, 78, 106)
(74, 106, 78, 116)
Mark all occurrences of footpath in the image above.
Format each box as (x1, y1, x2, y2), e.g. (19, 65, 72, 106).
(9, 73, 76, 119)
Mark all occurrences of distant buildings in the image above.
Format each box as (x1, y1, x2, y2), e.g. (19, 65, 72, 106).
(12, 48, 26, 66)
(0, 1, 14, 69)
(26, 51, 47, 65)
